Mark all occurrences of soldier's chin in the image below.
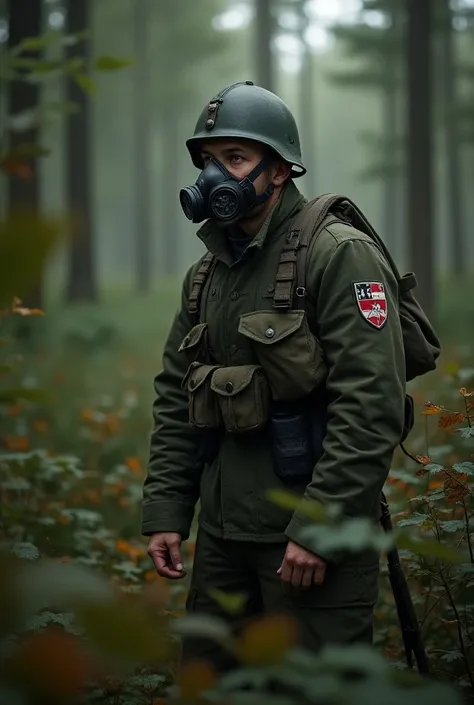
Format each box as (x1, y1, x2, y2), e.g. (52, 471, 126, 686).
(213, 217, 238, 230)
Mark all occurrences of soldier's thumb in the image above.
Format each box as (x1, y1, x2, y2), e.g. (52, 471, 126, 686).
(168, 540, 183, 572)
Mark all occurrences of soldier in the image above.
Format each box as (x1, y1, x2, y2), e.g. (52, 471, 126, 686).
(141, 81, 414, 672)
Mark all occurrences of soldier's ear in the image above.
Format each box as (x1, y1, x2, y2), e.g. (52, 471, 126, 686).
(272, 160, 292, 186)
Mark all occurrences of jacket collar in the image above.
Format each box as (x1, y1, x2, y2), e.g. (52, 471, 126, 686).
(196, 180, 307, 264)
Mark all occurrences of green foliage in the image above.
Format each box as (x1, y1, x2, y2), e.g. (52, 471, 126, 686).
(1, 215, 473, 702)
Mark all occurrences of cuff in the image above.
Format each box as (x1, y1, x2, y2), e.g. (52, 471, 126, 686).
(141, 500, 195, 540)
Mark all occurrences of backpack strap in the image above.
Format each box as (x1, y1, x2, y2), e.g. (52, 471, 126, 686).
(272, 193, 349, 311)
(188, 251, 216, 318)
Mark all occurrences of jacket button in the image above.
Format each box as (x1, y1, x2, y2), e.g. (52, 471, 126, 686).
(265, 327, 275, 339)
(225, 381, 234, 393)
(229, 344, 238, 355)
(230, 291, 239, 301)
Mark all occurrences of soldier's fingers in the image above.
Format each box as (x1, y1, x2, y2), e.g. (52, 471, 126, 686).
(149, 549, 185, 580)
(313, 562, 326, 585)
(301, 567, 314, 589)
(280, 558, 293, 584)
(167, 540, 184, 572)
(291, 565, 303, 588)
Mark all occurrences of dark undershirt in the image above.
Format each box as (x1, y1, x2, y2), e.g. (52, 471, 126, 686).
(227, 230, 254, 261)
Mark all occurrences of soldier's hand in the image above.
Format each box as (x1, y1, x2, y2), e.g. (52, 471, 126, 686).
(147, 532, 186, 580)
(277, 541, 326, 592)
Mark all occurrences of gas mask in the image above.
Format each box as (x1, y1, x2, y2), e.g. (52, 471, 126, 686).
(179, 156, 275, 224)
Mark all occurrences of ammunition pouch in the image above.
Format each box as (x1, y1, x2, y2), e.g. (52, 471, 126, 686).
(183, 362, 223, 430)
(210, 365, 270, 433)
(183, 363, 270, 434)
(178, 322, 210, 364)
(238, 310, 327, 401)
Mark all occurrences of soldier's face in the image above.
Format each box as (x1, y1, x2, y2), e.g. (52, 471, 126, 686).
(199, 138, 286, 198)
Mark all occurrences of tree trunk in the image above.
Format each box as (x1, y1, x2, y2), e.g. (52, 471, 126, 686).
(255, 0, 275, 92)
(440, 0, 465, 276)
(298, 0, 317, 196)
(161, 115, 180, 275)
(65, 0, 98, 302)
(7, 0, 42, 308)
(405, 0, 435, 320)
(134, 0, 152, 293)
(382, 0, 399, 257)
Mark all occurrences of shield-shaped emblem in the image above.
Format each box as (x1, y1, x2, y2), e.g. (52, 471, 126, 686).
(353, 281, 388, 329)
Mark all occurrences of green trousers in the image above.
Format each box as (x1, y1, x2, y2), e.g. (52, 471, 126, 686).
(181, 527, 380, 672)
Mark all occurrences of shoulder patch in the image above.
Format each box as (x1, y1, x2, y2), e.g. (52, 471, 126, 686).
(353, 281, 387, 329)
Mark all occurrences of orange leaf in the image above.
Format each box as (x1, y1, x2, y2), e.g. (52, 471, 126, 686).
(11, 297, 44, 316)
(416, 455, 432, 466)
(11, 627, 97, 697)
(422, 402, 443, 415)
(125, 456, 142, 475)
(4, 435, 29, 452)
(7, 404, 21, 416)
(33, 419, 48, 433)
(237, 614, 298, 666)
(177, 659, 217, 700)
(438, 413, 465, 429)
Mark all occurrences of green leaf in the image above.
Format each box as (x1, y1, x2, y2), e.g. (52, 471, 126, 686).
(439, 520, 466, 533)
(0, 388, 51, 404)
(458, 427, 474, 438)
(208, 588, 248, 615)
(396, 534, 468, 563)
(265, 489, 329, 521)
(173, 614, 235, 649)
(0, 211, 65, 307)
(396, 512, 429, 528)
(11, 542, 40, 561)
(300, 518, 394, 555)
(93, 55, 134, 71)
(453, 461, 474, 475)
(62, 29, 91, 47)
(0, 364, 13, 374)
(440, 650, 464, 663)
(127, 674, 166, 690)
(15, 559, 114, 618)
(75, 602, 167, 662)
(18, 35, 52, 52)
(74, 72, 97, 95)
(425, 463, 445, 473)
(25, 610, 82, 635)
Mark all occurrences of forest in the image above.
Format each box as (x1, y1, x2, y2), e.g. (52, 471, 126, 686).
(1, 0, 474, 703)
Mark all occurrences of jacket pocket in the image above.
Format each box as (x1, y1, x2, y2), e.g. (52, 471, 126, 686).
(178, 322, 209, 363)
(210, 365, 270, 433)
(238, 310, 327, 400)
(182, 362, 222, 430)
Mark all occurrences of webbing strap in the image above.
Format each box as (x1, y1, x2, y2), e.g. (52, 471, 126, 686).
(272, 192, 411, 311)
(188, 252, 216, 316)
(272, 230, 300, 309)
(272, 194, 347, 311)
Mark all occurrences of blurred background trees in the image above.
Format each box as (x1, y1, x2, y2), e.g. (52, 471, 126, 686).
(2, 0, 474, 321)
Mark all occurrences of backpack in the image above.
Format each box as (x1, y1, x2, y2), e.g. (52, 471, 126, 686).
(188, 193, 441, 444)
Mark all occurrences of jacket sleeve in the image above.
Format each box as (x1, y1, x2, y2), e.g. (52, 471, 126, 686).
(141, 265, 202, 539)
(285, 235, 406, 560)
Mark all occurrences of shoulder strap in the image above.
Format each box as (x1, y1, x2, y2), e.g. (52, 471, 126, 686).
(272, 194, 347, 311)
(188, 252, 216, 318)
(272, 192, 417, 311)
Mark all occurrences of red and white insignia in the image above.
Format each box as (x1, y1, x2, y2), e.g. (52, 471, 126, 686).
(353, 281, 388, 329)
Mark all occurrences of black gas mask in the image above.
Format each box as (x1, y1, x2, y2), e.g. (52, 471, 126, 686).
(179, 156, 275, 224)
